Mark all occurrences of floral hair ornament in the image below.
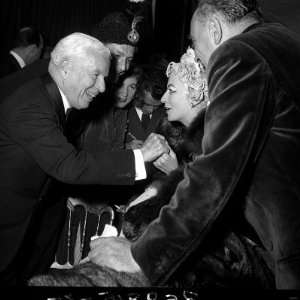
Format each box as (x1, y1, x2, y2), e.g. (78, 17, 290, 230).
(127, 15, 143, 44)
(166, 47, 209, 106)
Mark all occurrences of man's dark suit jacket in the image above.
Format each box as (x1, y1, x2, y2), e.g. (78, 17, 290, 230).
(0, 73, 136, 284)
(126, 106, 166, 142)
(0, 52, 22, 79)
(132, 22, 300, 289)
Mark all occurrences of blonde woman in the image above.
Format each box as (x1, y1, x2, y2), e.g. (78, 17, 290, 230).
(123, 47, 209, 240)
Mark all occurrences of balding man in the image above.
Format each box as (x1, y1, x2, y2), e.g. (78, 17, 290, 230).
(0, 32, 168, 286)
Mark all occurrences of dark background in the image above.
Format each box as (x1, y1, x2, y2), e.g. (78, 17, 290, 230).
(1, 0, 300, 62)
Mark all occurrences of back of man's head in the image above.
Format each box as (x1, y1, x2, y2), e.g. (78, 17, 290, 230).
(197, 0, 261, 24)
(134, 64, 168, 111)
(12, 26, 44, 65)
(13, 26, 43, 49)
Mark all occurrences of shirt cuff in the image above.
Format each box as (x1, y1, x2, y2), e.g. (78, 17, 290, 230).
(133, 149, 147, 180)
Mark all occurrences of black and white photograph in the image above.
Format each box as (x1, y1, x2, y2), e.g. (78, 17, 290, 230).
(1, 0, 300, 298)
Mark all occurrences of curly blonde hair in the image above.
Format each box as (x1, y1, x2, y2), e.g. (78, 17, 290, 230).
(166, 48, 208, 104)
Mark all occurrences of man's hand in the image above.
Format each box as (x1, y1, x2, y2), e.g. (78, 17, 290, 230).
(140, 133, 170, 162)
(88, 236, 141, 273)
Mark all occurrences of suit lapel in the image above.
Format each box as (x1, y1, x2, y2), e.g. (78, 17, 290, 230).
(9, 54, 22, 72)
(41, 73, 66, 130)
(128, 107, 146, 140)
(146, 107, 165, 135)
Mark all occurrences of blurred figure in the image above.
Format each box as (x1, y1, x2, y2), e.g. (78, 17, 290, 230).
(0, 26, 44, 78)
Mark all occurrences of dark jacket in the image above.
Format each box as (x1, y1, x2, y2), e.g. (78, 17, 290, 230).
(79, 107, 128, 154)
(0, 58, 49, 99)
(126, 106, 166, 143)
(131, 22, 300, 289)
(65, 106, 136, 206)
(0, 73, 135, 284)
(0, 52, 21, 79)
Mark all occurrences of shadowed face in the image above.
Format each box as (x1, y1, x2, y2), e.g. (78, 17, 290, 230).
(140, 90, 162, 114)
(106, 43, 136, 78)
(114, 75, 138, 108)
(62, 47, 110, 109)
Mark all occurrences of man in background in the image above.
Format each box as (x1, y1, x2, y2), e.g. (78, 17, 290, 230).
(91, 11, 141, 82)
(0, 26, 44, 79)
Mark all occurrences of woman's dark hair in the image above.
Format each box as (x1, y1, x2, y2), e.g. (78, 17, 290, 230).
(134, 62, 168, 108)
(114, 65, 143, 90)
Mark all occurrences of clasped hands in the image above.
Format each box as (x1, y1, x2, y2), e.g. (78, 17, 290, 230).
(139, 133, 178, 174)
(140, 133, 170, 162)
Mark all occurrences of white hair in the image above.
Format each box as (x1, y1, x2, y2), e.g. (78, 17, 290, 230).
(50, 32, 110, 66)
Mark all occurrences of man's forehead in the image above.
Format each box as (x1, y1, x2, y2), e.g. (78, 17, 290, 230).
(87, 49, 110, 76)
(107, 43, 136, 57)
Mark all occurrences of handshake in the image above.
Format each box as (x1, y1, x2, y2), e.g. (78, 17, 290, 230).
(139, 133, 170, 163)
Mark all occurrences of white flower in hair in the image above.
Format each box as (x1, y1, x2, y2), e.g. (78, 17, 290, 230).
(166, 48, 208, 103)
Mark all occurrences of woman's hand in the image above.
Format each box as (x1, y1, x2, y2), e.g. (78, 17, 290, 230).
(153, 147, 178, 174)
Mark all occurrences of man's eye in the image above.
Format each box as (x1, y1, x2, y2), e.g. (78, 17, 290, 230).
(129, 84, 136, 90)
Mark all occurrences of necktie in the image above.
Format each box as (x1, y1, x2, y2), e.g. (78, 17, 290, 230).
(141, 113, 151, 130)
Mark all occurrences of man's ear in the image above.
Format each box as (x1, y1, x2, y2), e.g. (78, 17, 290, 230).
(208, 16, 222, 46)
(61, 60, 71, 79)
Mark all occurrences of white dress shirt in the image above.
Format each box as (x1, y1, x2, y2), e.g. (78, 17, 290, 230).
(135, 106, 152, 120)
(9, 50, 26, 69)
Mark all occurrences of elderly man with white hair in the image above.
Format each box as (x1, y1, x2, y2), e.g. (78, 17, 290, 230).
(0, 32, 168, 286)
